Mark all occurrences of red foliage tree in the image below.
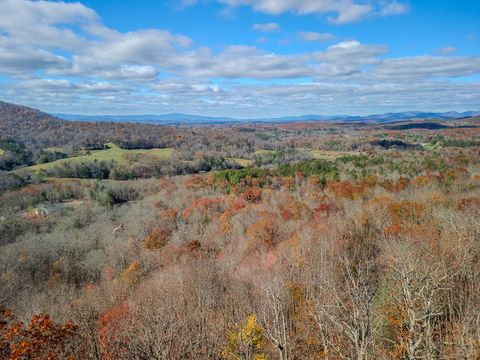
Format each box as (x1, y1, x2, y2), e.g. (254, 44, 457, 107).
(1, 308, 78, 360)
(98, 302, 130, 360)
(242, 187, 262, 203)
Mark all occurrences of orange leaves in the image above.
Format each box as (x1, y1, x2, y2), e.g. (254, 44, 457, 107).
(367, 195, 429, 238)
(412, 173, 438, 187)
(186, 240, 202, 253)
(220, 198, 248, 234)
(182, 197, 223, 220)
(384, 223, 403, 237)
(280, 208, 294, 221)
(185, 175, 205, 190)
(360, 174, 379, 187)
(246, 212, 277, 247)
(242, 187, 262, 203)
(457, 196, 480, 212)
(98, 302, 130, 360)
(382, 305, 409, 360)
(381, 199, 426, 237)
(389, 200, 425, 222)
(143, 226, 171, 250)
(283, 231, 308, 268)
(381, 177, 410, 193)
(154, 200, 167, 209)
(313, 202, 338, 219)
(119, 261, 142, 285)
(326, 180, 367, 199)
(1, 308, 78, 360)
(277, 195, 309, 221)
(159, 208, 178, 221)
(443, 167, 469, 183)
(308, 175, 322, 187)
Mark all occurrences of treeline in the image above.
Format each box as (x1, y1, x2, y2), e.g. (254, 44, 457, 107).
(0, 138, 33, 171)
(42, 155, 241, 180)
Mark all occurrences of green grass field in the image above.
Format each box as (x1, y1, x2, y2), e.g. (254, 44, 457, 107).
(253, 149, 277, 155)
(229, 158, 254, 167)
(230, 149, 363, 167)
(26, 143, 174, 171)
(309, 149, 362, 160)
(422, 142, 443, 151)
(45, 146, 66, 152)
(0, 148, 4, 156)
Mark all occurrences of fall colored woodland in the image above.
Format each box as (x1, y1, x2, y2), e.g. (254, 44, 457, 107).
(1, 102, 480, 359)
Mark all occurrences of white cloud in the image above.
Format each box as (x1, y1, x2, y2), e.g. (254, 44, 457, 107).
(329, 40, 361, 49)
(252, 22, 280, 32)
(0, 0, 478, 117)
(315, 40, 387, 66)
(435, 47, 457, 55)
(217, 0, 408, 23)
(380, 1, 409, 16)
(373, 56, 480, 79)
(0, 0, 97, 50)
(0, 46, 69, 74)
(181, 46, 312, 79)
(328, 3, 372, 24)
(70, 29, 193, 73)
(298, 31, 336, 42)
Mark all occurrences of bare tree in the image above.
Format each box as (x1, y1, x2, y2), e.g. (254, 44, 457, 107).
(257, 280, 290, 360)
(384, 243, 451, 360)
(314, 255, 378, 360)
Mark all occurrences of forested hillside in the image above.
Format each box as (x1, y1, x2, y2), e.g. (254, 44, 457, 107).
(0, 101, 179, 151)
(1, 102, 480, 359)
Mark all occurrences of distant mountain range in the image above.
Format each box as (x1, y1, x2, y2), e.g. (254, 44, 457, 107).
(55, 111, 480, 125)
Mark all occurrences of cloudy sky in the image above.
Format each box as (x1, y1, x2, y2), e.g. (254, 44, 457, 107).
(0, 0, 479, 117)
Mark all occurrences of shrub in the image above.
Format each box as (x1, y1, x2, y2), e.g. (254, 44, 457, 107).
(143, 227, 171, 250)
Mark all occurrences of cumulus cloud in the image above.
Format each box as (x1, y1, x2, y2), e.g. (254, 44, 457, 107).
(373, 56, 480, 79)
(0, 0, 192, 79)
(0, 46, 69, 74)
(14, 78, 129, 94)
(67, 29, 193, 78)
(0, 0, 96, 50)
(252, 22, 280, 32)
(315, 40, 387, 66)
(180, 46, 312, 79)
(216, 0, 408, 23)
(435, 47, 457, 55)
(380, 0, 409, 16)
(298, 31, 336, 42)
(0, 0, 478, 117)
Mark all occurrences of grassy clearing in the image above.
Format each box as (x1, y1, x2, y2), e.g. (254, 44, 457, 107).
(254, 149, 277, 155)
(26, 143, 174, 171)
(422, 143, 443, 151)
(229, 150, 276, 168)
(229, 158, 254, 167)
(309, 149, 362, 160)
(230, 149, 362, 167)
(45, 146, 66, 152)
(0, 148, 4, 156)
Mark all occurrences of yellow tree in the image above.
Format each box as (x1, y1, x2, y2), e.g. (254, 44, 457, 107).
(222, 314, 267, 360)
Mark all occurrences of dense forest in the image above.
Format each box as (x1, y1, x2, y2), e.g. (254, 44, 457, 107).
(1, 101, 480, 359)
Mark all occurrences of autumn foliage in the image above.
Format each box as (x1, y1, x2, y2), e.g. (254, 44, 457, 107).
(1, 106, 480, 359)
(0, 308, 77, 360)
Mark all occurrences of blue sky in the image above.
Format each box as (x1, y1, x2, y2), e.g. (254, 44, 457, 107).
(0, 0, 479, 117)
